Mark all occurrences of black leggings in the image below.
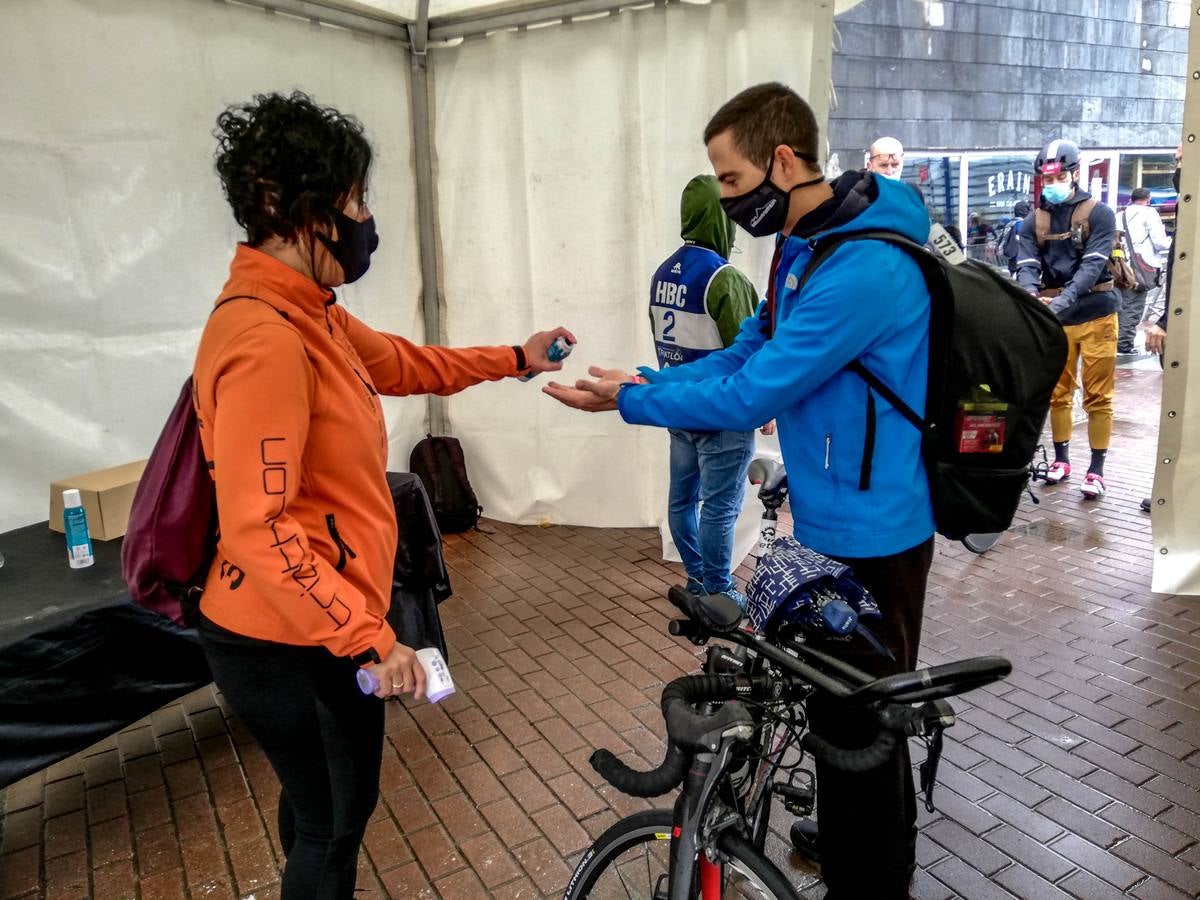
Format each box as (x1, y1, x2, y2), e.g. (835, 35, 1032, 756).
(198, 616, 384, 900)
(806, 536, 933, 900)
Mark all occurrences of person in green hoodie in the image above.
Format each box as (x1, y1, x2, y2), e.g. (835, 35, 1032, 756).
(648, 175, 762, 605)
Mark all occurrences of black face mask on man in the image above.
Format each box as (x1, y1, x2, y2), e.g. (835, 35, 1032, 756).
(317, 209, 380, 284)
(720, 155, 824, 237)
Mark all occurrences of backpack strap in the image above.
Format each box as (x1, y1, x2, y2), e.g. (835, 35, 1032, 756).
(846, 359, 925, 431)
(796, 231, 940, 436)
(796, 230, 943, 490)
(1036, 198, 1097, 249)
(1071, 198, 1096, 243)
(211, 293, 286, 319)
(1034, 209, 1053, 247)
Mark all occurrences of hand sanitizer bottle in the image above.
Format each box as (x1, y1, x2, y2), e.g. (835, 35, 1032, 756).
(519, 336, 574, 381)
(63, 489, 95, 569)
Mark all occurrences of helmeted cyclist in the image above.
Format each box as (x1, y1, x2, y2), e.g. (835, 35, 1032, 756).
(1015, 137, 1120, 499)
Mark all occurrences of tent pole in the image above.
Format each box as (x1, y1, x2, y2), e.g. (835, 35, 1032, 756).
(220, 0, 409, 41)
(408, 0, 448, 437)
(429, 0, 671, 43)
(806, 0, 836, 145)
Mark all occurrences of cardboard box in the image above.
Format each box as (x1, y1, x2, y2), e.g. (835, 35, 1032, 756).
(49, 460, 148, 541)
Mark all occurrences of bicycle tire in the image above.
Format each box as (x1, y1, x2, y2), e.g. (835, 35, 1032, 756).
(961, 532, 1002, 554)
(563, 808, 802, 900)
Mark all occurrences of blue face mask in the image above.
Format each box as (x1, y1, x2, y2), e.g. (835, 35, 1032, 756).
(1042, 181, 1073, 205)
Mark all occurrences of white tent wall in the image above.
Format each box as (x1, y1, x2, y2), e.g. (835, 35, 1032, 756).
(0, 0, 423, 534)
(433, 0, 831, 526)
(1151, 3, 1199, 595)
(0, 0, 835, 536)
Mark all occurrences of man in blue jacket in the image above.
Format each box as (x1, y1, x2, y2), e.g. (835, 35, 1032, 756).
(546, 82, 934, 900)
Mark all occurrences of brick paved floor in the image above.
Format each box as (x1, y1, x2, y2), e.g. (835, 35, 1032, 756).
(4, 361, 1200, 899)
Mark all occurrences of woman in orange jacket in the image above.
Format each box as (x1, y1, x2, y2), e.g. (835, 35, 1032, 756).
(195, 91, 572, 898)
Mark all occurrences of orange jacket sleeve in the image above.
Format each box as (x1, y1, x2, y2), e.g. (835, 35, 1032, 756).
(209, 322, 397, 662)
(334, 306, 522, 396)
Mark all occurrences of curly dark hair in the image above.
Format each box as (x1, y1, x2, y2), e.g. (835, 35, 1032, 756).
(214, 91, 373, 246)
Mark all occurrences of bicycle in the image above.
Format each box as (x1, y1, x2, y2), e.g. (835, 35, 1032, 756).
(564, 464, 1012, 899)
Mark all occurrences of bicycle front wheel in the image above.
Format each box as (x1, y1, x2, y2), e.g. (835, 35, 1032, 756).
(563, 808, 801, 900)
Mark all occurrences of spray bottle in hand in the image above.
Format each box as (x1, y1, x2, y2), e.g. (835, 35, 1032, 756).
(519, 336, 574, 382)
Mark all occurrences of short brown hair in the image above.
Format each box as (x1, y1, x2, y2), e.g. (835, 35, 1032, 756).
(703, 83, 820, 170)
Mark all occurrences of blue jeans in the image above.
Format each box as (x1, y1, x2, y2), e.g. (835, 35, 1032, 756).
(667, 428, 755, 593)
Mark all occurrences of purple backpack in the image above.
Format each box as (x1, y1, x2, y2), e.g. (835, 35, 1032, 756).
(122, 376, 217, 626)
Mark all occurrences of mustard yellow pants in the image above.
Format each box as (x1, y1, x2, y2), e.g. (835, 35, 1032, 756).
(1050, 313, 1117, 448)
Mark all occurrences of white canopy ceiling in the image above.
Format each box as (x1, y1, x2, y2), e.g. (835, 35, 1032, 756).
(233, 0, 865, 43)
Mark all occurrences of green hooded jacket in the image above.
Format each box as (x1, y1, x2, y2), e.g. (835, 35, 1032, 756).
(678, 174, 759, 346)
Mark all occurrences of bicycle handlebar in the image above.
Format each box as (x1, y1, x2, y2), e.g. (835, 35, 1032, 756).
(848, 657, 1013, 705)
(800, 702, 939, 771)
(589, 670, 946, 796)
(589, 744, 690, 798)
(802, 725, 898, 771)
(590, 674, 754, 797)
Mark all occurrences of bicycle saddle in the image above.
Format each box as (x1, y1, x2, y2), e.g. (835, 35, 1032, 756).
(668, 586, 743, 635)
(747, 457, 788, 501)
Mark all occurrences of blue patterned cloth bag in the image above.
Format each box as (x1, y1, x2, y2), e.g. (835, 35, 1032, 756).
(746, 535, 891, 659)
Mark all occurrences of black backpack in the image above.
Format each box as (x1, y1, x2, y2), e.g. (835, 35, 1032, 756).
(409, 434, 483, 534)
(997, 218, 1021, 263)
(798, 229, 1068, 540)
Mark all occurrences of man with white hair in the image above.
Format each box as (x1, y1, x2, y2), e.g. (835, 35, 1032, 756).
(867, 136, 904, 179)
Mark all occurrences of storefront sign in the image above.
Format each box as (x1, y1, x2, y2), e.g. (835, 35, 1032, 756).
(987, 170, 1032, 197)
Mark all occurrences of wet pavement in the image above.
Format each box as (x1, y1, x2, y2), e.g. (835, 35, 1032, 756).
(3, 361, 1198, 900)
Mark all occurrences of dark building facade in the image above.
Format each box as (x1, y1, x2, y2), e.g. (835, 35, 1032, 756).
(828, 0, 1187, 241)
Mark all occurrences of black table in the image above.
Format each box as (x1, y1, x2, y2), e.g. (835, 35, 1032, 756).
(0, 523, 211, 787)
(0, 472, 450, 789)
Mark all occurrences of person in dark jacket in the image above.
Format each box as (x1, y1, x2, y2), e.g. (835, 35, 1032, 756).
(1016, 138, 1120, 499)
(997, 200, 1032, 274)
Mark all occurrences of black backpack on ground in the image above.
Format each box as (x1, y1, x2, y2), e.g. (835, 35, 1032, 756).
(797, 228, 1068, 540)
(409, 434, 483, 534)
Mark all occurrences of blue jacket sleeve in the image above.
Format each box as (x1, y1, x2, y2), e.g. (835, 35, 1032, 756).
(637, 301, 767, 385)
(619, 244, 920, 431)
(1049, 204, 1117, 318)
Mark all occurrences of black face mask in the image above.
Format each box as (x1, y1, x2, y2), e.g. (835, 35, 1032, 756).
(720, 156, 824, 237)
(317, 209, 379, 284)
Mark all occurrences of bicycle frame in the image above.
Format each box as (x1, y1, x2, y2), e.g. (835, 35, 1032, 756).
(702, 643, 811, 857)
(668, 737, 751, 900)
